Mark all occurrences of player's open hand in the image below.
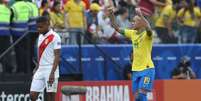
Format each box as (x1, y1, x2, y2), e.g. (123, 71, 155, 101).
(135, 8, 143, 17)
(135, 8, 151, 30)
(48, 73, 55, 85)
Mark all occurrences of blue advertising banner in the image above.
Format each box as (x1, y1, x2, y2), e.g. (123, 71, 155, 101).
(60, 44, 201, 80)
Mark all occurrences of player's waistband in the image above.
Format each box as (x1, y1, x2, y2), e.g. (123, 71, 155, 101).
(38, 64, 53, 69)
(39, 64, 53, 66)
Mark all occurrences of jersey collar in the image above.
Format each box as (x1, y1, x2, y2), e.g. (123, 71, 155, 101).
(43, 29, 53, 37)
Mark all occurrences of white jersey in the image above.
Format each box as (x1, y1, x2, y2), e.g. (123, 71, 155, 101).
(38, 29, 61, 66)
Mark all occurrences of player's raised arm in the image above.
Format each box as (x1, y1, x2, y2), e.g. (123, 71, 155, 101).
(135, 8, 153, 37)
(108, 7, 125, 35)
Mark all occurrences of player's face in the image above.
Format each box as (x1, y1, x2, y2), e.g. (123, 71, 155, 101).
(131, 16, 144, 30)
(37, 21, 50, 34)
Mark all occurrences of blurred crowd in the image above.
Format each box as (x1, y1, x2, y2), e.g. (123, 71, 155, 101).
(1, 0, 201, 74)
(1, 0, 201, 45)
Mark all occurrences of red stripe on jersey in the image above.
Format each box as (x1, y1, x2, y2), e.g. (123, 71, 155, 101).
(38, 34, 54, 63)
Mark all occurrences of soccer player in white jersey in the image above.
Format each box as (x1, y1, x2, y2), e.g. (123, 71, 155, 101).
(30, 16, 61, 101)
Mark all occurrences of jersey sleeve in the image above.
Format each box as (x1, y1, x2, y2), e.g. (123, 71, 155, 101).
(53, 34, 61, 49)
(124, 29, 137, 39)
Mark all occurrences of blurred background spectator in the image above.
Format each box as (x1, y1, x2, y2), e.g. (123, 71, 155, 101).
(177, 0, 201, 43)
(11, 0, 31, 73)
(50, 1, 65, 30)
(64, 0, 86, 44)
(116, 7, 131, 29)
(0, 0, 13, 73)
(39, 0, 50, 16)
(85, 3, 101, 43)
(171, 56, 196, 79)
(155, 0, 178, 43)
(3, 0, 201, 45)
(97, 6, 122, 44)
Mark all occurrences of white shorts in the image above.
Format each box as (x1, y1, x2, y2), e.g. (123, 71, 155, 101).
(30, 66, 59, 93)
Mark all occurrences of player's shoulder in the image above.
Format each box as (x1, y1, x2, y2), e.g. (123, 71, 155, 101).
(38, 34, 43, 39)
(52, 31, 61, 40)
(124, 29, 137, 34)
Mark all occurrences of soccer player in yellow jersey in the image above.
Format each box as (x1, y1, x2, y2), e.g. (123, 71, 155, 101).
(108, 8, 154, 101)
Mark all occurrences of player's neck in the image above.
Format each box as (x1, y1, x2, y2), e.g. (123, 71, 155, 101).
(42, 30, 49, 35)
(136, 28, 145, 34)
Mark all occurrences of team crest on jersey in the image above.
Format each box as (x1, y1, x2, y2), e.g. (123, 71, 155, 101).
(45, 39, 49, 44)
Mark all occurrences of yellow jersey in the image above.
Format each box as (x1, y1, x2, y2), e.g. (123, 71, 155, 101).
(155, 5, 176, 27)
(49, 11, 65, 29)
(64, 1, 86, 28)
(124, 29, 154, 71)
(177, 7, 201, 27)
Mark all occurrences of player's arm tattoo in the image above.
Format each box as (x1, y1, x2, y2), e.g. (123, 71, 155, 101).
(51, 49, 60, 74)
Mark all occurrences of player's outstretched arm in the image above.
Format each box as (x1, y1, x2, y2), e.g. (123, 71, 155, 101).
(135, 8, 153, 37)
(108, 7, 124, 35)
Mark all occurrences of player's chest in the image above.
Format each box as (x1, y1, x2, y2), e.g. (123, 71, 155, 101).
(132, 34, 146, 48)
(38, 36, 54, 49)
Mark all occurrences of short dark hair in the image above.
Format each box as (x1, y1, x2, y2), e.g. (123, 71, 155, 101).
(36, 16, 49, 23)
(118, 7, 128, 15)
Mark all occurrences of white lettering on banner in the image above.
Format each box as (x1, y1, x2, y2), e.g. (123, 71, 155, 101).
(95, 56, 104, 61)
(100, 86, 106, 101)
(123, 57, 130, 61)
(85, 85, 130, 101)
(18, 94, 24, 101)
(25, 94, 29, 101)
(124, 86, 129, 101)
(7, 94, 13, 101)
(153, 56, 163, 61)
(0, 91, 44, 101)
(195, 56, 201, 60)
(114, 85, 122, 101)
(66, 57, 76, 62)
(93, 86, 99, 101)
(81, 58, 91, 62)
(106, 86, 113, 101)
(167, 57, 177, 60)
(112, 57, 120, 61)
(86, 87, 93, 101)
(1, 92, 6, 101)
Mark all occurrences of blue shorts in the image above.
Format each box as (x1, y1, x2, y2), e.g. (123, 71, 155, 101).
(132, 68, 155, 93)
